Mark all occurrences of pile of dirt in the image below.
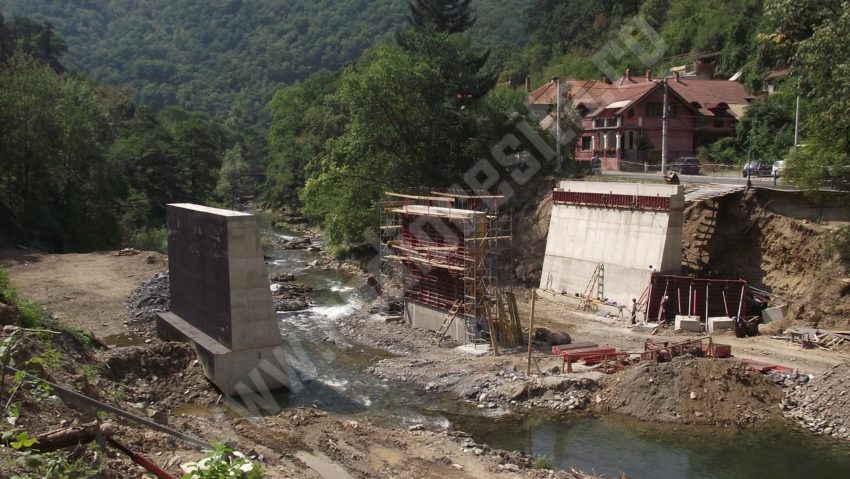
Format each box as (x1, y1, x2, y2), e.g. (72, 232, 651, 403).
(100, 342, 219, 407)
(784, 361, 850, 440)
(682, 190, 850, 329)
(599, 356, 783, 426)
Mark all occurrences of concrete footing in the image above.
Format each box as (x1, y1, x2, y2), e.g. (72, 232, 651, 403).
(674, 315, 704, 333)
(707, 317, 735, 333)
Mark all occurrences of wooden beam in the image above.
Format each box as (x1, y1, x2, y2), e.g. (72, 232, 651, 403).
(385, 192, 454, 202)
(430, 191, 505, 199)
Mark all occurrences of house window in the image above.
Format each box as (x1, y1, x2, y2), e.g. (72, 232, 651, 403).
(713, 118, 725, 128)
(646, 102, 664, 117)
(668, 104, 677, 117)
(594, 118, 605, 128)
(581, 136, 592, 151)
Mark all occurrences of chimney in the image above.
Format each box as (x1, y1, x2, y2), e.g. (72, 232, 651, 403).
(674, 71, 680, 82)
(525, 76, 531, 92)
(625, 68, 632, 81)
(601, 75, 611, 84)
(645, 69, 652, 81)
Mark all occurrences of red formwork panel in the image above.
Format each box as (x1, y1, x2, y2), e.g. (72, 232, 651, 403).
(553, 190, 671, 211)
(702, 343, 732, 358)
(556, 347, 617, 361)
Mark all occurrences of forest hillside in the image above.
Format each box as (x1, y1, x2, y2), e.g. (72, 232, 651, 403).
(0, 0, 530, 137)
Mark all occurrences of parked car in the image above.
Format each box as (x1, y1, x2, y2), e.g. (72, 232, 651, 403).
(669, 156, 701, 175)
(742, 160, 772, 177)
(772, 160, 786, 177)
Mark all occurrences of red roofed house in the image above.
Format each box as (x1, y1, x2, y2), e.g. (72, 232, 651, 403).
(529, 69, 755, 171)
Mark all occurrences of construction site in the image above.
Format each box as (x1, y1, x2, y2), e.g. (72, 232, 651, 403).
(3, 178, 850, 478)
(379, 189, 523, 349)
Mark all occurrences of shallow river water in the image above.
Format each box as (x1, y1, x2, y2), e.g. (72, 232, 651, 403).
(260, 216, 850, 478)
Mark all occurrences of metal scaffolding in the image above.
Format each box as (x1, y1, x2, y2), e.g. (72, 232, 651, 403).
(380, 188, 512, 343)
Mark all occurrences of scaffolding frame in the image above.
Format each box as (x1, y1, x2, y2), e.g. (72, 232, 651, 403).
(380, 188, 512, 343)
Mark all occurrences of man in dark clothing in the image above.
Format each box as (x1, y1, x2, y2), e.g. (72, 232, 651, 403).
(630, 298, 638, 324)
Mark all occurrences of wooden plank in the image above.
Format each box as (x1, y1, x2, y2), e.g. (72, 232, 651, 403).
(385, 192, 455, 202)
(430, 191, 505, 199)
(382, 255, 465, 271)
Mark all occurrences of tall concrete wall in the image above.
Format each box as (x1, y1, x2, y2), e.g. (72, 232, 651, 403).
(157, 204, 288, 396)
(540, 181, 684, 305)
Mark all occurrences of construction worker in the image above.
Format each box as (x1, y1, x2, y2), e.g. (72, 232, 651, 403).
(630, 298, 638, 324)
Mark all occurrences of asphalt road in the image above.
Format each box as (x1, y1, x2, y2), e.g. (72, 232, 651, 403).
(601, 170, 798, 190)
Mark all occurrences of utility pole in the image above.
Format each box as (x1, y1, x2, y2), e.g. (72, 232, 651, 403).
(661, 77, 668, 175)
(554, 77, 562, 174)
(794, 94, 801, 146)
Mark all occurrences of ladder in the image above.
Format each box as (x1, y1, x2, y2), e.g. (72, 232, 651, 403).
(580, 263, 605, 310)
(432, 299, 463, 346)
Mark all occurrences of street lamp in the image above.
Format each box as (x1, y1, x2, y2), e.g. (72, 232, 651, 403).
(553, 76, 562, 174)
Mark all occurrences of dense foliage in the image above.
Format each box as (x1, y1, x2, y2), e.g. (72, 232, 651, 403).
(0, 16, 242, 251)
(264, 5, 542, 244)
(0, 0, 531, 141)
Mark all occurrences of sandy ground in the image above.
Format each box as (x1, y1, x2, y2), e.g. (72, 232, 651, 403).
(0, 249, 167, 339)
(522, 289, 850, 376)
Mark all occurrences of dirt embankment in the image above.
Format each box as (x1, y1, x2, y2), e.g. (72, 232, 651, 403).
(509, 177, 555, 286)
(682, 189, 850, 329)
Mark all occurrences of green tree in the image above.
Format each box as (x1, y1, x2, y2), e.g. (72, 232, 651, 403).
(0, 57, 117, 250)
(215, 144, 251, 209)
(408, 0, 476, 33)
(300, 35, 490, 244)
(736, 90, 796, 163)
(760, 0, 850, 190)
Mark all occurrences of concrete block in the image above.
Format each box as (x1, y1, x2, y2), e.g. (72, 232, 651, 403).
(707, 317, 735, 333)
(632, 323, 659, 333)
(761, 305, 787, 324)
(157, 204, 287, 396)
(674, 315, 701, 331)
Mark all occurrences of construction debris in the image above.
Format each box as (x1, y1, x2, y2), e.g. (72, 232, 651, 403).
(772, 327, 850, 350)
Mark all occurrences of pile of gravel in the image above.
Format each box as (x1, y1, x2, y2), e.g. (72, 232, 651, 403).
(784, 361, 850, 440)
(126, 272, 170, 322)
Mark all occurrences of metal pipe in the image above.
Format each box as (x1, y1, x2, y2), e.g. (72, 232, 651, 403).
(688, 283, 693, 316)
(737, 284, 746, 318)
(526, 290, 536, 375)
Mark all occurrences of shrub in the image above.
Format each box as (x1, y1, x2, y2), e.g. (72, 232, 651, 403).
(129, 226, 168, 253)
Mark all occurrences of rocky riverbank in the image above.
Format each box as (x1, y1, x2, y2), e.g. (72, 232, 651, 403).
(783, 361, 850, 440)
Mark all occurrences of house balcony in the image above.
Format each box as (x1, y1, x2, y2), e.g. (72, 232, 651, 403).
(588, 117, 620, 129)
